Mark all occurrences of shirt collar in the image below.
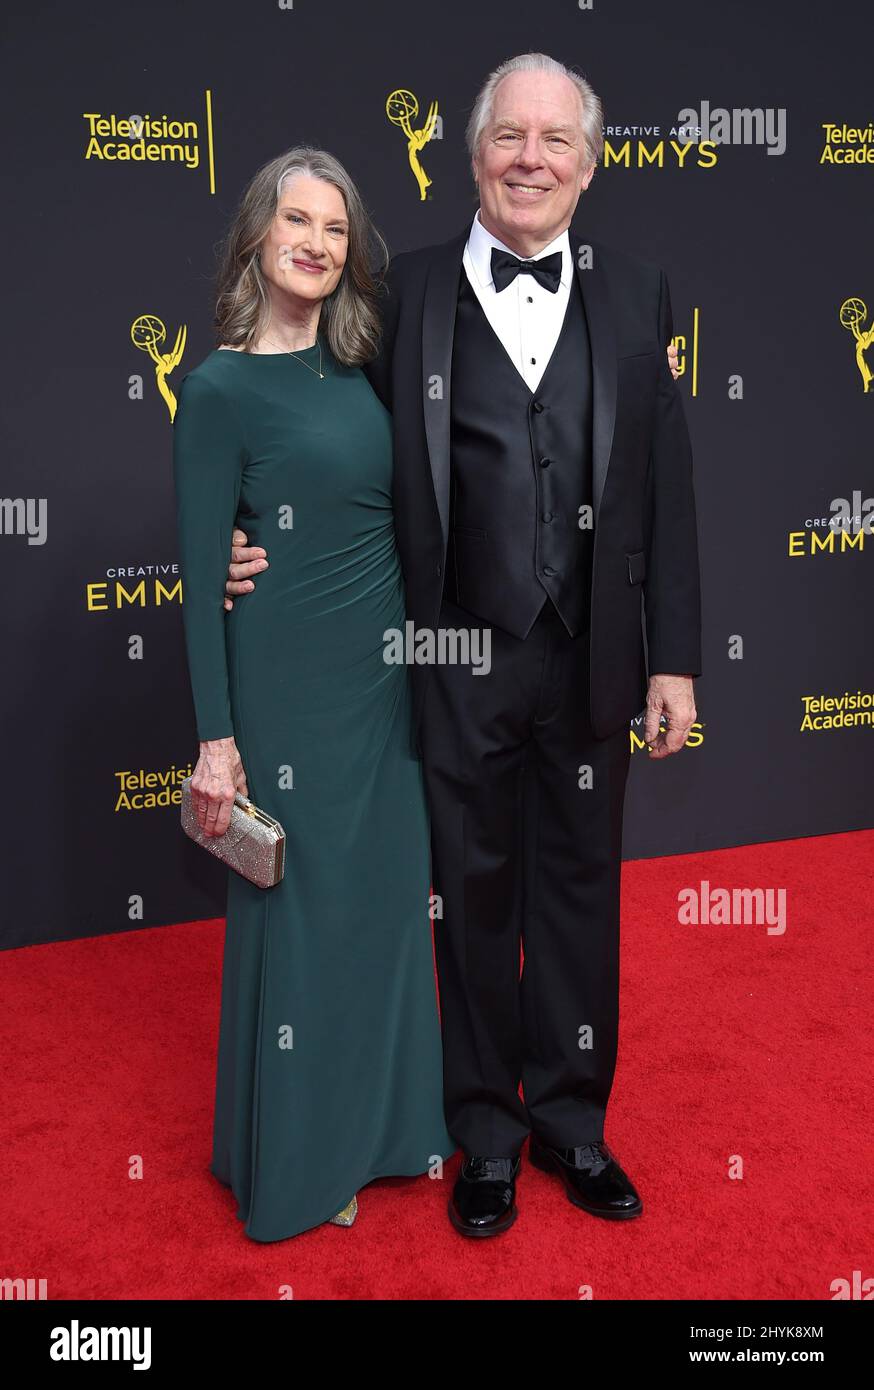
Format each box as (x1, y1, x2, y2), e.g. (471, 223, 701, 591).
(466, 207, 572, 292)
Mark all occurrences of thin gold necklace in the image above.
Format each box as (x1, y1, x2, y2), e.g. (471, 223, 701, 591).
(259, 333, 325, 379)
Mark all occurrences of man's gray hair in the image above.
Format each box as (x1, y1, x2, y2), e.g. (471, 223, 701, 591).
(465, 52, 604, 171)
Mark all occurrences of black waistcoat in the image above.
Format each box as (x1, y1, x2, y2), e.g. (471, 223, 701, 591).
(444, 267, 594, 638)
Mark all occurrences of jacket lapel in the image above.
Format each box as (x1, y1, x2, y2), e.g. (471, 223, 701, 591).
(421, 228, 467, 548)
(570, 230, 617, 521)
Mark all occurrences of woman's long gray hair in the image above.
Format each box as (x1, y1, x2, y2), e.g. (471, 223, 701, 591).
(214, 147, 389, 364)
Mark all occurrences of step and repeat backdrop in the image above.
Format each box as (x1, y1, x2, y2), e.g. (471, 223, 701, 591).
(2, 0, 872, 947)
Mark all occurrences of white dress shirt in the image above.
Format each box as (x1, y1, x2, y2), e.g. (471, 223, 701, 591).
(462, 208, 573, 392)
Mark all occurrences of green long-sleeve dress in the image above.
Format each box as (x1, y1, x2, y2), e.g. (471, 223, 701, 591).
(172, 338, 453, 1242)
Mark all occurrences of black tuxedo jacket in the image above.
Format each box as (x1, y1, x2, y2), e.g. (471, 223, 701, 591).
(364, 224, 702, 741)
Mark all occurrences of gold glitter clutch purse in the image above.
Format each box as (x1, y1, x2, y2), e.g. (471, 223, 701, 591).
(180, 777, 285, 889)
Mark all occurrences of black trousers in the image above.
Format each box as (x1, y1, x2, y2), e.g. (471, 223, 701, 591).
(420, 596, 631, 1158)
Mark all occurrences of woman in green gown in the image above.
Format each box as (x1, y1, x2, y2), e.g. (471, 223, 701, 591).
(172, 147, 453, 1242)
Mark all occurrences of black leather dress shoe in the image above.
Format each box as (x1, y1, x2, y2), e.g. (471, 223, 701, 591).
(528, 1137, 642, 1219)
(448, 1155, 521, 1237)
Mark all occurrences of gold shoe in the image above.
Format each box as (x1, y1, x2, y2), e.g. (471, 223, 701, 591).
(328, 1194, 358, 1227)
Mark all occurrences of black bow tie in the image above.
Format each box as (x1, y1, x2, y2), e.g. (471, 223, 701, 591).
(490, 247, 562, 294)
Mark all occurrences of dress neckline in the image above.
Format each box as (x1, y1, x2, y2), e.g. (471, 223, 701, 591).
(216, 342, 321, 358)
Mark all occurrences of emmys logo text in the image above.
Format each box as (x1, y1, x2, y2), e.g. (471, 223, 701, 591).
(86, 565, 181, 612)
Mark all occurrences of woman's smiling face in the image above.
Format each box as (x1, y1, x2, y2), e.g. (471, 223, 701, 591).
(259, 174, 349, 304)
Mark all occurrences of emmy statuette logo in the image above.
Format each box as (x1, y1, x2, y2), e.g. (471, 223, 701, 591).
(131, 314, 187, 421)
(386, 88, 438, 200)
(839, 297, 874, 393)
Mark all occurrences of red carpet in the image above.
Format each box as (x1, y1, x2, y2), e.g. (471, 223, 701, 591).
(2, 831, 871, 1300)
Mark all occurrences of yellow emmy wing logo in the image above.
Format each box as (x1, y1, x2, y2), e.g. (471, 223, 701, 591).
(131, 314, 187, 420)
(839, 297, 874, 393)
(386, 88, 438, 200)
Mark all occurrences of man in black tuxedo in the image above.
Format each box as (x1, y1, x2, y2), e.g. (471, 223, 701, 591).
(226, 52, 700, 1237)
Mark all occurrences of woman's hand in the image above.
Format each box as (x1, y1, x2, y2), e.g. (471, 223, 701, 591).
(191, 738, 249, 837)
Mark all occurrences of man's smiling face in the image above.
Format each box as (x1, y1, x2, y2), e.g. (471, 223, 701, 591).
(473, 69, 595, 258)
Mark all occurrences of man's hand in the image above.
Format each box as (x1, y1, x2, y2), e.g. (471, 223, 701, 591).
(224, 528, 268, 611)
(667, 342, 679, 380)
(644, 674, 697, 759)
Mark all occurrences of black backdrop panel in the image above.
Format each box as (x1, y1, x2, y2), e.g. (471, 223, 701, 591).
(2, 0, 872, 947)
